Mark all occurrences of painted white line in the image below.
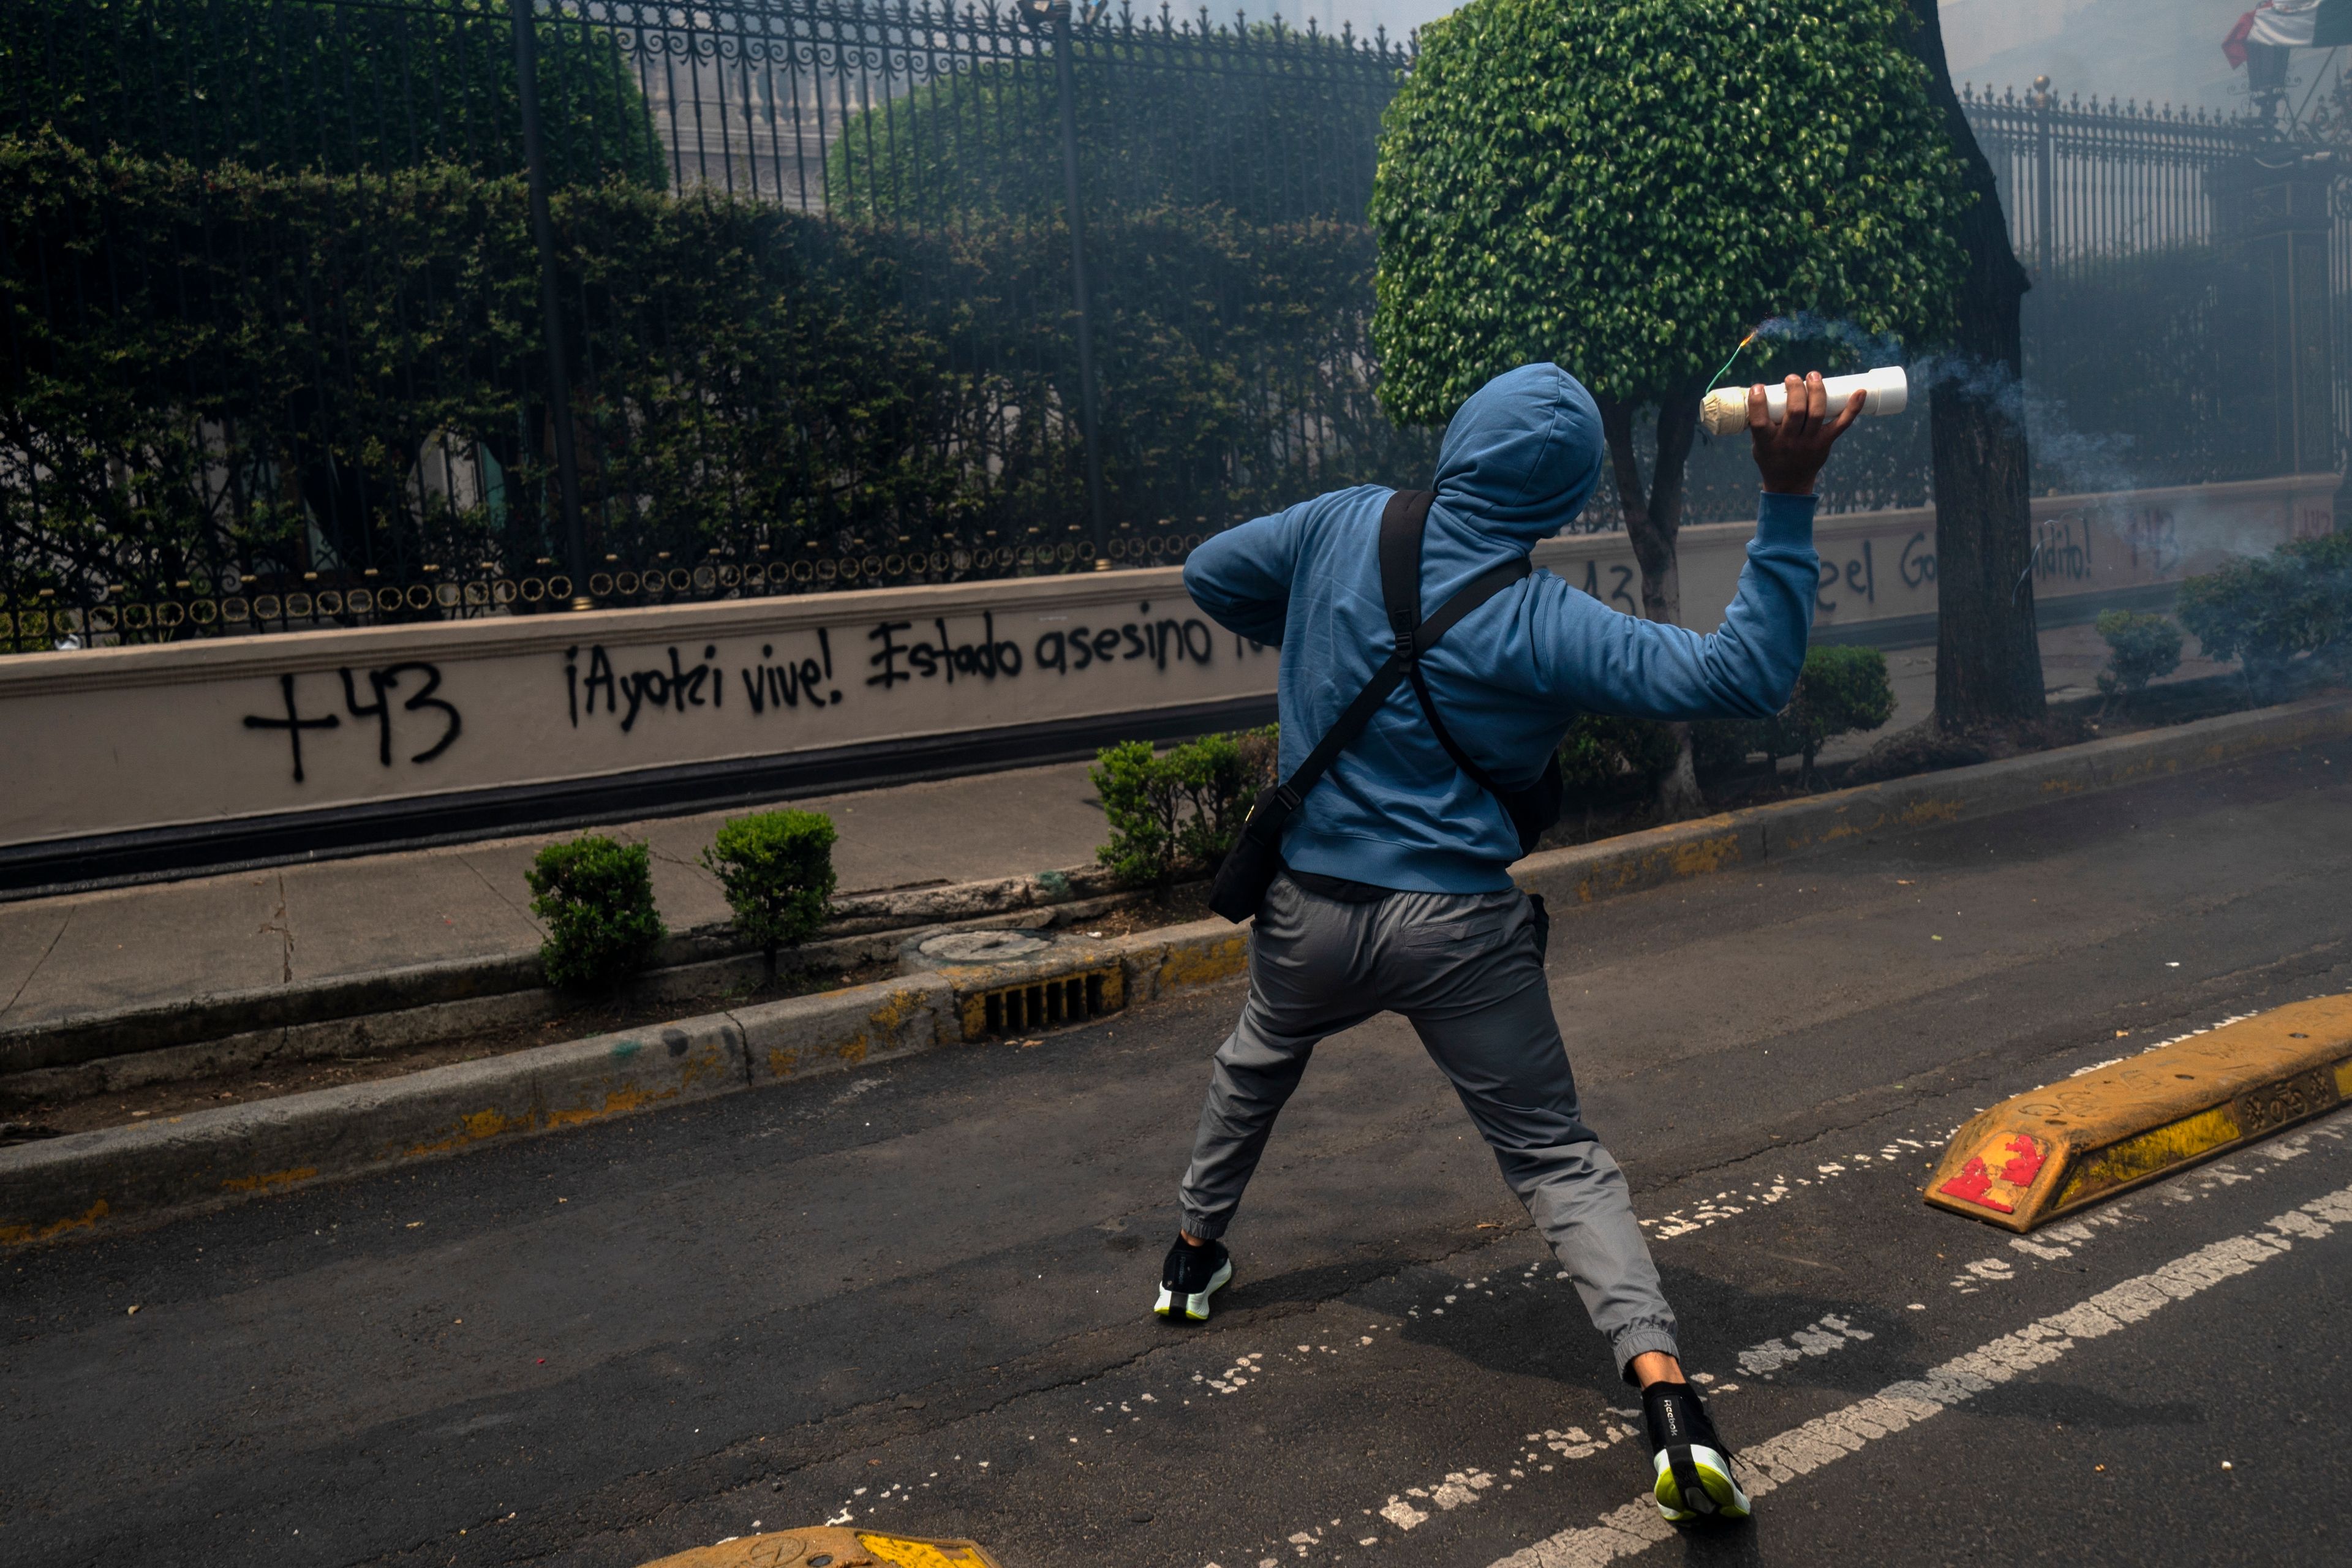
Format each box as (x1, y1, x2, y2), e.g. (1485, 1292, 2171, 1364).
(1488, 1178, 2352, 1568)
(1734, 1313, 1872, 1378)
(1640, 998, 2336, 1246)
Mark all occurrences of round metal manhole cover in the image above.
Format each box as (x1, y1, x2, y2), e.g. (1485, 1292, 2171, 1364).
(918, 930, 1050, 963)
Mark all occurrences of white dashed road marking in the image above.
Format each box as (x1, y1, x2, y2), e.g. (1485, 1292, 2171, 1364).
(1487, 1178, 2352, 1567)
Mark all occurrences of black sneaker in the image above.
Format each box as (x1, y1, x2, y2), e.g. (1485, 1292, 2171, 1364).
(1643, 1379, 1750, 1525)
(1153, 1236, 1233, 1323)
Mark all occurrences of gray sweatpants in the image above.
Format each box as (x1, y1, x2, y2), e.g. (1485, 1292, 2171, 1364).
(1178, 873, 1679, 1379)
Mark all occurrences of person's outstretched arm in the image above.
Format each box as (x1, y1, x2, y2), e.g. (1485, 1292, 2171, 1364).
(1182, 498, 1314, 646)
(1532, 373, 1865, 721)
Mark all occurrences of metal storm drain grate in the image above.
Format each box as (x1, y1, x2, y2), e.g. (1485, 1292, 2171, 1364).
(960, 965, 1124, 1039)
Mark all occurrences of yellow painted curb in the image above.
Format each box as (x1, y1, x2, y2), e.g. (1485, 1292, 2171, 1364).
(636, 1525, 1001, 1568)
(1925, 993, 2352, 1232)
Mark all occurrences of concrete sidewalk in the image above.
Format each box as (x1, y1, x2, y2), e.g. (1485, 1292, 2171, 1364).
(0, 622, 2228, 1039)
(0, 763, 1112, 1033)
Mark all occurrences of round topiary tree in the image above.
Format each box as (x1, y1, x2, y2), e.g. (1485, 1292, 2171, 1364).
(1371, 0, 1964, 631)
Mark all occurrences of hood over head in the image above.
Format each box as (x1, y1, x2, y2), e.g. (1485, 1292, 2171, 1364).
(1430, 363, 1605, 549)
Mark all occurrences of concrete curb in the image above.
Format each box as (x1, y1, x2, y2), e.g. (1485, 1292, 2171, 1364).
(5, 693, 2345, 1245)
(1507, 692, 2352, 909)
(0, 870, 1137, 1092)
(0, 919, 1251, 1243)
(0, 1011, 747, 1245)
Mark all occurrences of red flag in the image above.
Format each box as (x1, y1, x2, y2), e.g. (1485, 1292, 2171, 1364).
(2225, 7, 2261, 69)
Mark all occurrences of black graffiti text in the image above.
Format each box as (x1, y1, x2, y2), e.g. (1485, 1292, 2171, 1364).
(337, 663, 461, 767)
(739, 630, 840, 714)
(573, 643, 724, 734)
(244, 663, 461, 783)
(1899, 530, 1937, 589)
(1035, 601, 1215, 675)
(867, 612, 1025, 690)
(2031, 514, 2095, 583)
(1581, 561, 1638, 614)
(1816, 539, 1877, 614)
(243, 674, 340, 783)
(2122, 507, 2179, 575)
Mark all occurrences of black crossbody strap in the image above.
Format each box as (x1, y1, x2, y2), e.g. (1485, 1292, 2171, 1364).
(1409, 663, 1509, 796)
(1381, 495, 1527, 797)
(1239, 489, 1529, 844)
(1262, 650, 1412, 815)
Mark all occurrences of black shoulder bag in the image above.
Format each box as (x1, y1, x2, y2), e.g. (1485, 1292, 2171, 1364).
(1208, 489, 1566, 923)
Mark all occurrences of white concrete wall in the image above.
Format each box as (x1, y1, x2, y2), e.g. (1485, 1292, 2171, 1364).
(0, 474, 2331, 853)
(1532, 473, 2336, 644)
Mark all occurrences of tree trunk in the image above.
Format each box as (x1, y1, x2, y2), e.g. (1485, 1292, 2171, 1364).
(1901, 0, 2046, 728)
(1599, 389, 1708, 815)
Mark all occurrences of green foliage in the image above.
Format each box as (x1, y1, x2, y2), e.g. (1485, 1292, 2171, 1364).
(0, 132, 949, 601)
(0, 134, 1428, 608)
(1091, 727, 1279, 888)
(1780, 644, 1895, 781)
(2093, 609, 2185, 704)
(826, 34, 1392, 227)
(2, 0, 666, 187)
(1557, 714, 1681, 799)
(2176, 530, 2352, 698)
(1370, 0, 1966, 423)
(1689, 645, 1894, 785)
(526, 836, 665, 992)
(1690, 716, 1768, 783)
(701, 810, 839, 967)
(906, 204, 1433, 539)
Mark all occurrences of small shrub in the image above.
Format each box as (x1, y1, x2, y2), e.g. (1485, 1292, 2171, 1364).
(2177, 530, 2352, 699)
(702, 809, 839, 978)
(1577, 650, 1894, 799)
(1691, 717, 1771, 783)
(1174, 726, 1280, 869)
(1557, 714, 1680, 800)
(1092, 726, 1278, 889)
(1781, 644, 1896, 784)
(526, 836, 665, 992)
(2093, 609, 2184, 706)
(1091, 741, 1185, 888)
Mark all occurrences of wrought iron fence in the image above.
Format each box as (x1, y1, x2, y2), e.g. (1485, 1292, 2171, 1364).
(1665, 84, 2304, 527)
(1, 6, 2342, 654)
(1965, 81, 2286, 490)
(1, 0, 1416, 649)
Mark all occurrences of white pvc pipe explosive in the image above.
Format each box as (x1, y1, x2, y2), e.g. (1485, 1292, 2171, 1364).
(1698, 364, 1908, 436)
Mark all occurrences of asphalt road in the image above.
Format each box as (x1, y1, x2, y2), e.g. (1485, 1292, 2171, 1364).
(6, 737, 2351, 1568)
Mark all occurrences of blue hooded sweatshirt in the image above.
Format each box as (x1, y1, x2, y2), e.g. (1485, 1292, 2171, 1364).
(1182, 362, 1820, 894)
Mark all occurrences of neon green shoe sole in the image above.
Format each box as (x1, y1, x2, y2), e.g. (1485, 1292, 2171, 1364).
(1652, 1444, 1751, 1525)
(1152, 1257, 1233, 1323)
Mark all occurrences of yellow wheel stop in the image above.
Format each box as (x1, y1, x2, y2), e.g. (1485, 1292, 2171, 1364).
(1924, 993, 2352, 1232)
(635, 1525, 1003, 1568)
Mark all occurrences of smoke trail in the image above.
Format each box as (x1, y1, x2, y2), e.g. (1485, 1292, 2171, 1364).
(1747, 311, 1909, 368)
(1733, 312, 2143, 498)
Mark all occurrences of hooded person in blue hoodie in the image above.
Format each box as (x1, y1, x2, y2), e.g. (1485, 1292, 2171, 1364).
(1154, 363, 1866, 1528)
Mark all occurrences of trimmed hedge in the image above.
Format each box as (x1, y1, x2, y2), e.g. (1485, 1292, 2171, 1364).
(2094, 609, 2184, 706)
(1558, 714, 1681, 800)
(703, 810, 839, 976)
(1091, 728, 1278, 889)
(525, 836, 665, 992)
(2, 132, 1427, 612)
(1692, 645, 1896, 786)
(2176, 530, 2352, 699)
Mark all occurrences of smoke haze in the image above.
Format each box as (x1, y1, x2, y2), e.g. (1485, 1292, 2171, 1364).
(1273, 0, 2299, 116)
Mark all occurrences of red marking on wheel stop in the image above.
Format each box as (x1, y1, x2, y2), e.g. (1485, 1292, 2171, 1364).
(1937, 1133, 2049, 1214)
(1996, 1133, 2046, 1186)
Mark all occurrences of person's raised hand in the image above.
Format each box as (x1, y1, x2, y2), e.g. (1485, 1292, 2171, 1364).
(1748, 371, 1864, 496)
